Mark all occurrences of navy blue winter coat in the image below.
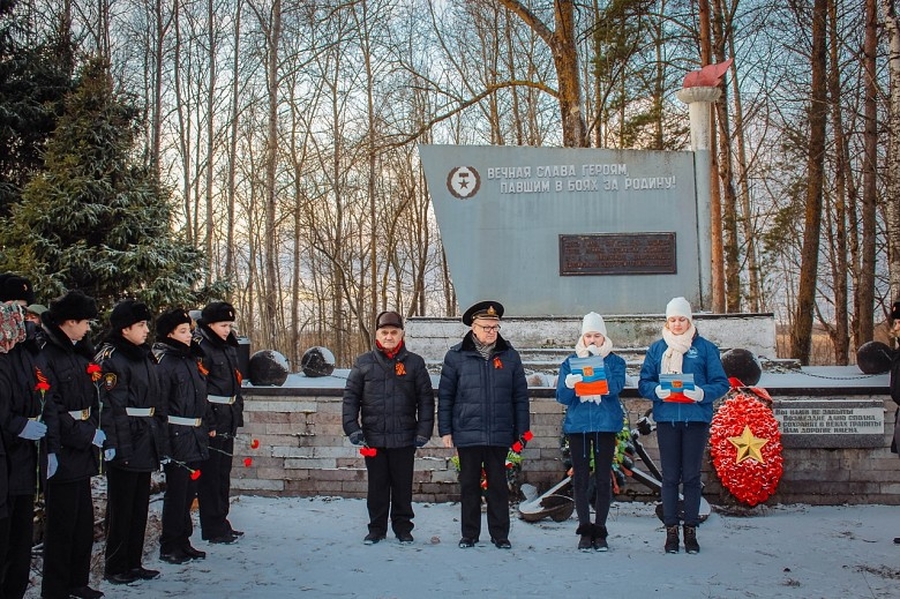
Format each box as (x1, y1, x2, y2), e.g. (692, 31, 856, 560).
(437, 333, 529, 448)
(342, 343, 434, 448)
(556, 352, 626, 434)
(638, 330, 730, 425)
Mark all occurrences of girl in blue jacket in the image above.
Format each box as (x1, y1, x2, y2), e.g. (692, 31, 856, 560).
(638, 297, 729, 555)
(556, 312, 626, 552)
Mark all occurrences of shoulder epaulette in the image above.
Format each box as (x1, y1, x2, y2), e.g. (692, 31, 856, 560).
(94, 344, 116, 362)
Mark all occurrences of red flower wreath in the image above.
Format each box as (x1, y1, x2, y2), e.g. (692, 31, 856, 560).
(708, 379, 784, 506)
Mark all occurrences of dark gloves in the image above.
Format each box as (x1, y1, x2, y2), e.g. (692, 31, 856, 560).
(415, 436, 428, 448)
(349, 430, 365, 446)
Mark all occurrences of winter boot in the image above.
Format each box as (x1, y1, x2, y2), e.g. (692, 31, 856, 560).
(664, 525, 680, 554)
(576, 524, 593, 552)
(592, 524, 609, 552)
(683, 525, 700, 554)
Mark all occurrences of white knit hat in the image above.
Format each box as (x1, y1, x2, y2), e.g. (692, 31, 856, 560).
(581, 312, 607, 336)
(665, 297, 693, 321)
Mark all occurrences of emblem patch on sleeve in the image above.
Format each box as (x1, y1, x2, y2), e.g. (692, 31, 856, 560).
(103, 373, 117, 391)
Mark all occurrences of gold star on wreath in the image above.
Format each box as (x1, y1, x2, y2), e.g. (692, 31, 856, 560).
(727, 425, 768, 464)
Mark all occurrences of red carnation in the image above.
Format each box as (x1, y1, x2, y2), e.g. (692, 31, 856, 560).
(190, 469, 202, 480)
(511, 441, 523, 453)
(250, 439, 260, 449)
(87, 363, 102, 382)
(522, 431, 534, 442)
(243, 457, 253, 467)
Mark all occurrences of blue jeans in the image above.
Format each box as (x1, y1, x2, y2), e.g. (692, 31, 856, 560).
(656, 421, 709, 527)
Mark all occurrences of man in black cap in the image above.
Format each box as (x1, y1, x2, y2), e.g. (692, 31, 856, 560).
(153, 308, 210, 564)
(342, 310, 434, 545)
(0, 274, 48, 599)
(38, 290, 105, 599)
(95, 299, 167, 585)
(194, 301, 244, 544)
(438, 300, 529, 550)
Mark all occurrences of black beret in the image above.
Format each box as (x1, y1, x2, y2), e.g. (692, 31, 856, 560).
(462, 300, 504, 326)
(0, 275, 36, 304)
(47, 290, 98, 323)
(110, 299, 153, 331)
(156, 308, 193, 338)
(200, 301, 236, 324)
(375, 310, 403, 330)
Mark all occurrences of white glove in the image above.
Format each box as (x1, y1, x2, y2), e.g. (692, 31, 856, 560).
(19, 420, 47, 440)
(564, 373, 583, 389)
(92, 429, 106, 448)
(47, 453, 58, 478)
(580, 395, 603, 405)
(654, 385, 671, 400)
(587, 344, 602, 356)
(104, 448, 116, 461)
(683, 386, 705, 403)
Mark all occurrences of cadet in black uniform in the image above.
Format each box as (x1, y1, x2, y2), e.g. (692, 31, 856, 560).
(0, 275, 48, 599)
(194, 302, 244, 544)
(95, 300, 167, 585)
(153, 308, 211, 563)
(39, 290, 103, 599)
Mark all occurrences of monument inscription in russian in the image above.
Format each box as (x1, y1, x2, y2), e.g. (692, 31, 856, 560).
(559, 232, 677, 276)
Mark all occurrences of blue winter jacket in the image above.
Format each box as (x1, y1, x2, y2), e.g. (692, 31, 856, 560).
(437, 333, 529, 448)
(556, 352, 626, 434)
(638, 332, 729, 425)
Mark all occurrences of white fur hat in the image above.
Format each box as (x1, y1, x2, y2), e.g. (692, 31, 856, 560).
(581, 312, 607, 336)
(665, 297, 693, 321)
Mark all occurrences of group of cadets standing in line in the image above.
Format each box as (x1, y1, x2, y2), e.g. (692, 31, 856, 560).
(0, 274, 244, 599)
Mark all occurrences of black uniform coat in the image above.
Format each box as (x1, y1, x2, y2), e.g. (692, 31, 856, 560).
(438, 332, 530, 448)
(342, 342, 434, 448)
(0, 324, 49, 495)
(194, 324, 243, 436)
(96, 334, 168, 472)
(37, 317, 101, 483)
(891, 348, 900, 455)
(153, 337, 211, 463)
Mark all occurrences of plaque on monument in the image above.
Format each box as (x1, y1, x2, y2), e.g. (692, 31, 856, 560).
(559, 233, 677, 276)
(772, 399, 884, 448)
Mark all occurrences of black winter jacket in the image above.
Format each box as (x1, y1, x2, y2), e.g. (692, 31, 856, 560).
(38, 318, 100, 483)
(153, 337, 211, 463)
(194, 324, 244, 436)
(0, 325, 49, 495)
(342, 343, 434, 448)
(891, 348, 900, 455)
(96, 334, 168, 472)
(437, 332, 529, 448)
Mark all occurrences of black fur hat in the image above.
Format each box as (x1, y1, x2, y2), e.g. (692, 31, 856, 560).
(156, 308, 192, 338)
(892, 300, 900, 321)
(48, 290, 98, 323)
(0, 275, 36, 304)
(200, 301, 236, 325)
(109, 299, 153, 331)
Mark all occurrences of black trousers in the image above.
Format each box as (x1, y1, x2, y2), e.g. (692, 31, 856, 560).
(104, 467, 151, 575)
(198, 435, 234, 539)
(41, 478, 94, 599)
(161, 460, 200, 554)
(364, 446, 415, 536)
(457, 445, 509, 541)
(2, 493, 35, 599)
(568, 431, 617, 527)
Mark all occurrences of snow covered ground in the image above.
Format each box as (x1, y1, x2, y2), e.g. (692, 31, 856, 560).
(26, 496, 900, 599)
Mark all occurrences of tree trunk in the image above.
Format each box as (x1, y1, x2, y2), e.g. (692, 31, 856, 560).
(790, 0, 828, 364)
(263, 0, 282, 347)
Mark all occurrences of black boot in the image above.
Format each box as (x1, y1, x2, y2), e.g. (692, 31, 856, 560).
(592, 524, 608, 552)
(683, 525, 700, 554)
(576, 523, 592, 552)
(665, 525, 680, 554)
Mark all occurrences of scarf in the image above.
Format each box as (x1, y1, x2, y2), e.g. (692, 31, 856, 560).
(661, 324, 696, 374)
(574, 335, 613, 359)
(472, 337, 495, 361)
(376, 338, 404, 360)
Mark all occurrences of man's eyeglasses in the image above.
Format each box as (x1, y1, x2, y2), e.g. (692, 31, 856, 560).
(474, 323, 501, 333)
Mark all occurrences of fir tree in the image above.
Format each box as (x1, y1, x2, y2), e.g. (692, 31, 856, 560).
(0, 56, 226, 315)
